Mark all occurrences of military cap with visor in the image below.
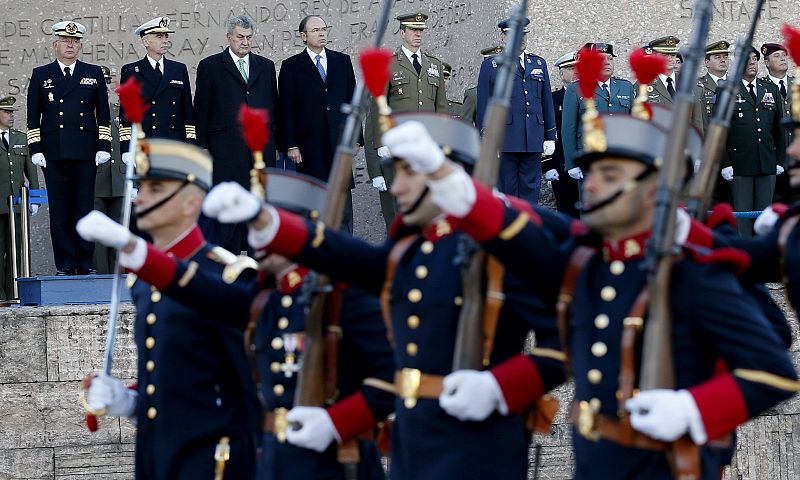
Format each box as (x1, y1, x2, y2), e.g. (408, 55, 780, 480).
(52, 21, 86, 38)
(134, 16, 175, 37)
(0, 96, 19, 111)
(396, 13, 428, 29)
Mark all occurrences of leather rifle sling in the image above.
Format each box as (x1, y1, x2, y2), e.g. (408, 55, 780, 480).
(247, 288, 273, 409)
(324, 283, 346, 402)
(481, 255, 505, 367)
(380, 235, 420, 345)
(556, 246, 597, 376)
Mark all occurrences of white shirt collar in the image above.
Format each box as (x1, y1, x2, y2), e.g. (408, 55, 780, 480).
(57, 59, 76, 74)
(401, 45, 423, 66)
(597, 80, 610, 88)
(306, 47, 326, 62)
(229, 48, 249, 67)
(658, 73, 676, 86)
(708, 73, 726, 84)
(146, 55, 164, 72)
(768, 73, 788, 85)
(742, 79, 758, 95)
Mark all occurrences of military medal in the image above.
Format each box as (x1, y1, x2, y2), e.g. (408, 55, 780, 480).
(280, 333, 304, 378)
(48, 93, 54, 102)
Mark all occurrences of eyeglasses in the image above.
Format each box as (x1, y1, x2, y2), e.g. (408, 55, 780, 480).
(304, 27, 330, 34)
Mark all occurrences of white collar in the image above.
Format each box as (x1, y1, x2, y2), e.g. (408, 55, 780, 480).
(658, 73, 676, 85)
(768, 73, 789, 85)
(708, 73, 726, 84)
(57, 59, 76, 74)
(401, 45, 422, 65)
(306, 47, 326, 62)
(597, 80, 610, 88)
(742, 78, 757, 87)
(229, 48, 249, 65)
(146, 55, 164, 71)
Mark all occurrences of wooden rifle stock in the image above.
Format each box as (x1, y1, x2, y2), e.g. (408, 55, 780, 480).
(686, 0, 765, 220)
(640, 0, 713, 391)
(452, 0, 528, 371)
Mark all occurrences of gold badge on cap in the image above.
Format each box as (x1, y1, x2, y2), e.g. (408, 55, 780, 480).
(136, 151, 150, 175)
(415, 14, 423, 21)
(159, 17, 169, 28)
(65, 22, 78, 35)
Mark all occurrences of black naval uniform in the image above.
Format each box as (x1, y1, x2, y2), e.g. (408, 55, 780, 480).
(128, 225, 260, 479)
(27, 60, 111, 273)
(444, 180, 798, 479)
(545, 86, 580, 216)
(119, 57, 196, 150)
(124, 243, 395, 480)
(255, 204, 566, 480)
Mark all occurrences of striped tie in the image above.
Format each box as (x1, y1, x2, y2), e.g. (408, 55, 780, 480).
(238, 58, 248, 83)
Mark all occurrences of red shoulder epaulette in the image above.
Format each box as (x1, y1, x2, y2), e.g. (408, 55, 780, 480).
(687, 246, 751, 276)
(707, 203, 736, 229)
(570, 220, 589, 238)
(771, 202, 789, 219)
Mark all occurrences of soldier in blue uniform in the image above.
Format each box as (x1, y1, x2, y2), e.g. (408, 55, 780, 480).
(562, 43, 635, 181)
(119, 16, 196, 160)
(397, 113, 798, 479)
(78, 139, 260, 479)
(27, 21, 112, 275)
(476, 18, 557, 206)
(200, 113, 568, 480)
(87, 169, 395, 480)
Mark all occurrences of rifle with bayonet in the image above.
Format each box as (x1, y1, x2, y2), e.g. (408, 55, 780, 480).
(686, 0, 766, 220)
(452, 0, 529, 370)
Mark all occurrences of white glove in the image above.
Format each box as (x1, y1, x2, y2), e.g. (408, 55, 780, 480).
(721, 166, 734, 182)
(372, 176, 387, 192)
(626, 389, 707, 444)
(87, 373, 137, 418)
(203, 182, 262, 224)
(286, 406, 340, 452)
(130, 188, 138, 201)
(568, 167, 583, 180)
(543, 140, 555, 156)
(754, 206, 780, 236)
(29, 204, 39, 216)
(439, 370, 506, 421)
(776, 165, 785, 175)
(544, 169, 560, 181)
(76, 210, 132, 249)
(32, 153, 46, 168)
(121, 152, 134, 166)
(95, 151, 111, 166)
(381, 121, 444, 174)
(674, 208, 691, 246)
(376, 146, 391, 159)
(428, 167, 476, 218)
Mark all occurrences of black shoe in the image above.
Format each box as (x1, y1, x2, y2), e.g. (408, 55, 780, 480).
(56, 269, 72, 276)
(76, 267, 97, 276)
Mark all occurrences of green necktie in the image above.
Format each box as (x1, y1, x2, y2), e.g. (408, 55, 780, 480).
(238, 58, 248, 83)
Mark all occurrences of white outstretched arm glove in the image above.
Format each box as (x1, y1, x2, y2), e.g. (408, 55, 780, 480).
(721, 166, 734, 182)
(754, 206, 780, 236)
(439, 370, 507, 421)
(674, 208, 691, 246)
(568, 167, 583, 180)
(121, 152, 134, 166)
(428, 167, 476, 218)
(376, 146, 391, 159)
(76, 211, 132, 249)
(381, 121, 444, 174)
(32, 153, 46, 168)
(203, 182, 262, 224)
(95, 151, 111, 166)
(29, 204, 39, 216)
(286, 406, 340, 452)
(626, 389, 707, 444)
(544, 169, 560, 181)
(87, 373, 137, 419)
(372, 176, 387, 192)
(543, 140, 555, 156)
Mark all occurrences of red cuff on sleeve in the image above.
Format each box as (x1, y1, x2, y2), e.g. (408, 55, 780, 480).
(689, 373, 749, 441)
(687, 219, 714, 248)
(451, 180, 506, 243)
(269, 209, 310, 258)
(772, 203, 789, 219)
(490, 354, 545, 414)
(707, 203, 736, 230)
(135, 244, 177, 291)
(327, 392, 377, 442)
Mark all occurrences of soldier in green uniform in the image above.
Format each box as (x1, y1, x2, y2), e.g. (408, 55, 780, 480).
(636, 36, 681, 106)
(442, 63, 463, 118)
(364, 12, 449, 230)
(761, 42, 794, 203)
(0, 96, 40, 299)
(691, 41, 730, 134)
(718, 46, 785, 237)
(460, 46, 502, 126)
(93, 66, 126, 274)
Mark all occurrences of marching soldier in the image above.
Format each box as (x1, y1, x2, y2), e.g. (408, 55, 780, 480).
(761, 42, 794, 203)
(442, 63, 463, 117)
(718, 46, 785, 238)
(27, 21, 111, 275)
(545, 51, 580, 217)
(0, 96, 39, 299)
(691, 41, 731, 133)
(406, 108, 798, 479)
(477, 17, 557, 205)
(562, 43, 635, 180)
(364, 12, 449, 230)
(201, 113, 568, 480)
(77, 139, 260, 479)
(93, 66, 126, 274)
(119, 16, 196, 159)
(460, 46, 502, 126)
(637, 36, 681, 105)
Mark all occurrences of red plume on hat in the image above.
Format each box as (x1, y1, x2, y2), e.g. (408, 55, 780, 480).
(238, 105, 271, 153)
(576, 46, 605, 99)
(782, 24, 800, 63)
(360, 48, 394, 98)
(629, 48, 667, 87)
(117, 76, 148, 124)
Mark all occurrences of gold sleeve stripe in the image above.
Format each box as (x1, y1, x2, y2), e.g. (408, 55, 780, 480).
(99, 134, 113, 141)
(186, 133, 197, 139)
(185, 125, 196, 131)
(532, 348, 567, 362)
(177, 261, 199, 287)
(733, 369, 800, 392)
(363, 377, 397, 394)
(499, 212, 530, 241)
(98, 126, 112, 133)
(120, 133, 132, 141)
(119, 127, 132, 134)
(311, 221, 325, 248)
(27, 129, 41, 144)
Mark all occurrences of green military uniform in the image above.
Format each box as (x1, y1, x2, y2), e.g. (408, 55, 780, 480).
(93, 98, 125, 274)
(0, 96, 40, 299)
(442, 62, 463, 118)
(691, 41, 731, 133)
(760, 42, 795, 203)
(634, 37, 681, 106)
(364, 12, 449, 229)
